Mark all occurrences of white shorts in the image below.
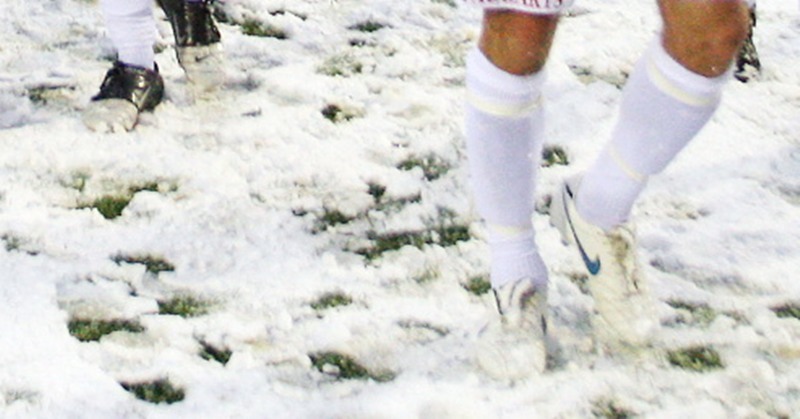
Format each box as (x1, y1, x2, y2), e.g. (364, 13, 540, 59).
(467, 0, 576, 15)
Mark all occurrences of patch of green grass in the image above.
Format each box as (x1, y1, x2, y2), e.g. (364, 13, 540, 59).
(2, 234, 20, 251)
(666, 300, 717, 326)
(321, 104, 357, 123)
(112, 254, 176, 275)
(309, 351, 394, 382)
(348, 20, 387, 33)
(436, 224, 471, 246)
(356, 223, 471, 260)
(667, 346, 724, 372)
(316, 208, 356, 231)
(2, 234, 39, 256)
(64, 171, 91, 192)
(68, 319, 144, 342)
(413, 267, 440, 284)
(311, 292, 353, 310)
(129, 182, 161, 194)
(367, 182, 387, 202)
(318, 53, 363, 77)
(591, 398, 635, 419)
(772, 303, 800, 320)
(541, 145, 569, 167)
(120, 378, 185, 404)
(27, 84, 74, 105)
(397, 155, 451, 181)
(82, 195, 132, 219)
(199, 341, 232, 365)
(463, 276, 491, 296)
(2, 389, 40, 405)
(373, 194, 422, 213)
(158, 295, 210, 318)
(74, 180, 174, 219)
(398, 320, 449, 336)
(240, 18, 287, 39)
(357, 231, 427, 260)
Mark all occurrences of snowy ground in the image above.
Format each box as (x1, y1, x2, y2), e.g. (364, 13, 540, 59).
(1, 0, 799, 417)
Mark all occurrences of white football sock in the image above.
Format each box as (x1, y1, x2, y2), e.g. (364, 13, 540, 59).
(101, 0, 156, 70)
(465, 48, 548, 289)
(576, 38, 731, 230)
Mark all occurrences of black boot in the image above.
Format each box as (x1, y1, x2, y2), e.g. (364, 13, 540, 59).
(157, 0, 221, 48)
(92, 61, 164, 111)
(735, 6, 760, 83)
(83, 62, 164, 132)
(157, 0, 224, 92)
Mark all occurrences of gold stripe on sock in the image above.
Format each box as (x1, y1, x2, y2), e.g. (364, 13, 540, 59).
(467, 91, 542, 118)
(487, 224, 534, 240)
(609, 142, 647, 183)
(646, 58, 718, 107)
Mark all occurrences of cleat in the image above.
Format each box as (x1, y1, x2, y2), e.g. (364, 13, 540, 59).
(476, 278, 548, 379)
(83, 62, 164, 132)
(735, 6, 760, 83)
(550, 178, 657, 351)
(158, 0, 225, 91)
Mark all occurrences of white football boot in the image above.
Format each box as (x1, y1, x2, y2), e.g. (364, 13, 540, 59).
(476, 277, 548, 379)
(550, 178, 657, 351)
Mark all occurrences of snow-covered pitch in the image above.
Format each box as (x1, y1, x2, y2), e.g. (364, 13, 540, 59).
(1, 0, 799, 417)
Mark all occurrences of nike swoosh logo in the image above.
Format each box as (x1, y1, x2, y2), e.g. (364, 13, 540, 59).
(562, 184, 602, 275)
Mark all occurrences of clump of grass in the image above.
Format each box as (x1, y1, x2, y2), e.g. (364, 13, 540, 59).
(129, 182, 161, 194)
(541, 145, 569, 167)
(158, 295, 210, 318)
(309, 351, 394, 382)
(437, 224, 471, 246)
(64, 171, 91, 192)
(667, 346, 724, 372)
(82, 195, 132, 219)
(120, 378, 185, 404)
(311, 292, 353, 310)
(318, 53, 363, 77)
(76, 180, 170, 220)
(397, 155, 451, 181)
(27, 84, 73, 105)
(348, 20, 387, 33)
(397, 320, 449, 337)
(68, 319, 144, 342)
(367, 182, 387, 202)
(199, 341, 232, 365)
(2, 234, 20, 251)
(666, 300, 717, 326)
(772, 303, 800, 320)
(315, 208, 356, 232)
(357, 231, 427, 260)
(2, 389, 40, 405)
(112, 254, 175, 275)
(372, 193, 422, 213)
(321, 104, 358, 123)
(463, 276, 491, 296)
(240, 18, 287, 39)
(356, 224, 471, 260)
(591, 398, 635, 419)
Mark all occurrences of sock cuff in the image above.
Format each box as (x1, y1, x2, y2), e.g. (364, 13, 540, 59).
(647, 38, 731, 107)
(466, 48, 546, 117)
